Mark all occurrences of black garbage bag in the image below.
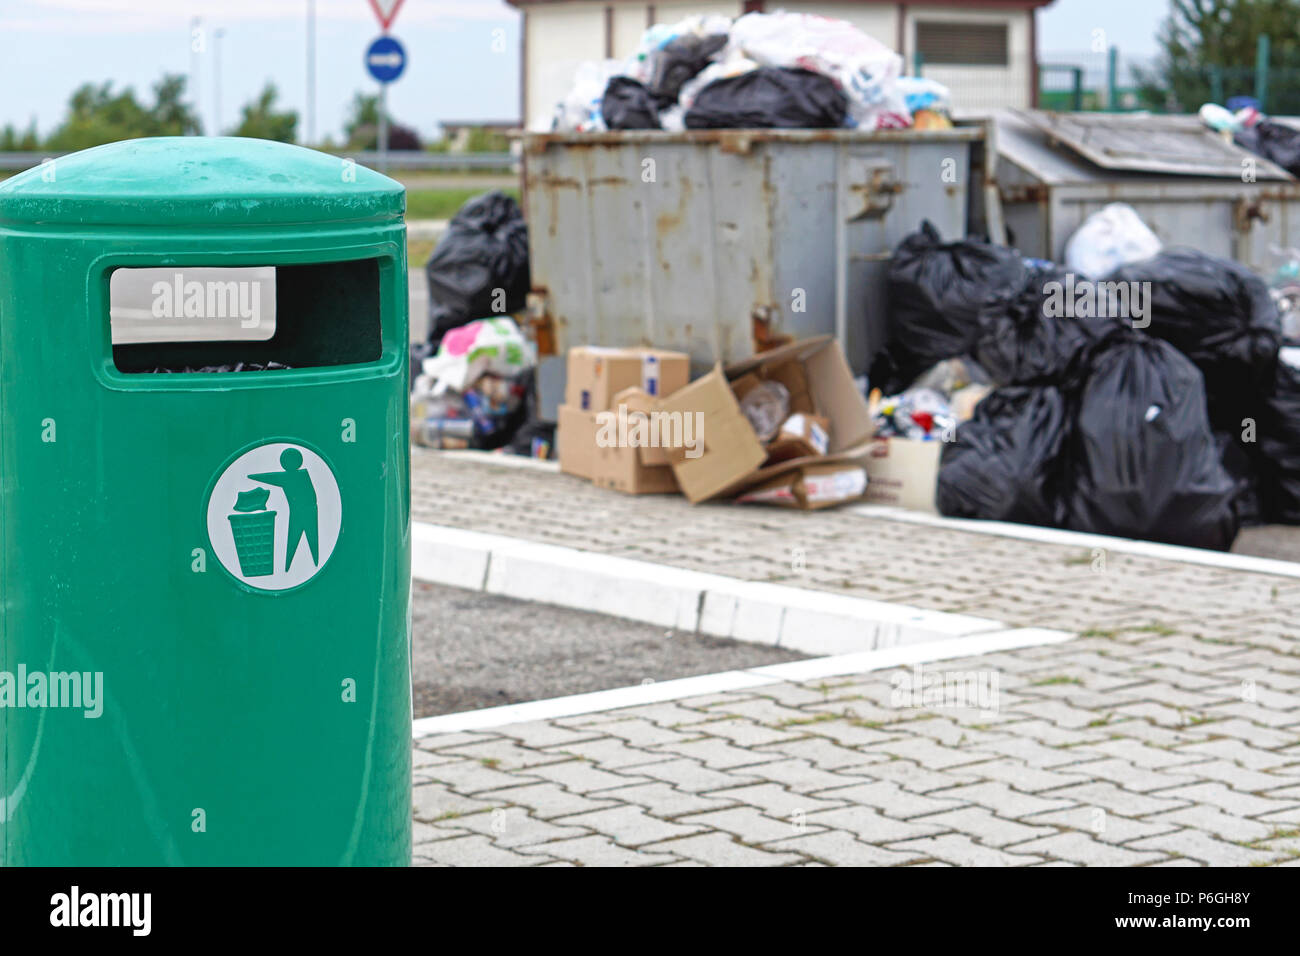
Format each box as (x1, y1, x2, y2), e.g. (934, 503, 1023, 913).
(425, 191, 530, 346)
(1105, 249, 1281, 427)
(870, 221, 1028, 394)
(1235, 119, 1300, 177)
(1255, 359, 1300, 522)
(684, 67, 847, 129)
(1065, 331, 1240, 550)
(647, 33, 728, 108)
(937, 386, 1071, 526)
(974, 263, 1118, 387)
(1215, 430, 1264, 527)
(602, 77, 661, 130)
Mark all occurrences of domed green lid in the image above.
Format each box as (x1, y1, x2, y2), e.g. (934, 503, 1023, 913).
(0, 137, 405, 227)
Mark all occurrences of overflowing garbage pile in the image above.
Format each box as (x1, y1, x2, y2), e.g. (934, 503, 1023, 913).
(410, 318, 540, 454)
(557, 337, 876, 510)
(423, 191, 530, 348)
(1199, 101, 1300, 178)
(414, 192, 549, 456)
(871, 206, 1300, 551)
(551, 11, 950, 133)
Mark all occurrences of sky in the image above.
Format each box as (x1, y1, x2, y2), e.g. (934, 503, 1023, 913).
(0, 0, 1169, 142)
(1038, 0, 1168, 58)
(0, 0, 522, 142)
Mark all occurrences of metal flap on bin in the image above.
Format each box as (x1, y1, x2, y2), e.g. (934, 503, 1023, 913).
(1014, 109, 1294, 180)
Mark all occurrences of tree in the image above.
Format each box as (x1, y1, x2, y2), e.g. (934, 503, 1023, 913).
(1139, 0, 1300, 113)
(344, 93, 380, 142)
(0, 121, 39, 151)
(231, 83, 298, 142)
(45, 74, 201, 151)
(343, 91, 420, 150)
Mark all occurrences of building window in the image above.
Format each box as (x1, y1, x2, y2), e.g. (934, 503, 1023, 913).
(916, 22, 1008, 67)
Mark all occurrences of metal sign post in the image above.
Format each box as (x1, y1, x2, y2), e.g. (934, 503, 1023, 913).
(364, 1, 406, 174)
(365, 35, 406, 173)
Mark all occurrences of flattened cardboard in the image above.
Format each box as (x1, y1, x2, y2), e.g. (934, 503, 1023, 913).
(862, 436, 942, 512)
(557, 404, 600, 480)
(738, 460, 869, 510)
(565, 346, 690, 412)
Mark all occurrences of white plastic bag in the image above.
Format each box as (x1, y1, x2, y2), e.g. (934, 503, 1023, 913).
(551, 60, 627, 132)
(1064, 203, 1163, 279)
(416, 318, 536, 398)
(895, 76, 952, 115)
(727, 11, 908, 130)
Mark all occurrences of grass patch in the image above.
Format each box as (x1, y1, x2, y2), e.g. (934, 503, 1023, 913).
(1079, 628, 1120, 639)
(406, 186, 520, 220)
(778, 713, 837, 728)
(408, 237, 436, 268)
(1131, 623, 1177, 636)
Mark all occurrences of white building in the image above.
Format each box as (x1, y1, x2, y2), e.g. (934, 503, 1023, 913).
(508, 0, 1056, 128)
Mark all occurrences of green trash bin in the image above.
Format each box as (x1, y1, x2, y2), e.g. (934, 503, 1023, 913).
(0, 138, 412, 866)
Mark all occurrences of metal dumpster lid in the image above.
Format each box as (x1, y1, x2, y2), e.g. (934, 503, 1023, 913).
(1013, 109, 1293, 180)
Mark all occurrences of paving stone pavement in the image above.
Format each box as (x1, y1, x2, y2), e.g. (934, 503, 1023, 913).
(410, 453, 1300, 866)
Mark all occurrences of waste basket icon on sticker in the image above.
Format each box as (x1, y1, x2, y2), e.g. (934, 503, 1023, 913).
(228, 486, 276, 577)
(206, 441, 342, 591)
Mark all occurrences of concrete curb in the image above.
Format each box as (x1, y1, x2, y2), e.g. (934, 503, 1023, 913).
(412, 625, 1074, 735)
(849, 503, 1300, 580)
(412, 522, 1008, 658)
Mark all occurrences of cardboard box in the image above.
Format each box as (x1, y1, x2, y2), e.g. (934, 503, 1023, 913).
(738, 460, 868, 510)
(658, 336, 874, 504)
(862, 437, 942, 512)
(565, 346, 691, 412)
(740, 358, 815, 417)
(608, 386, 684, 467)
(557, 404, 600, 480)
(656, 366, 768, 503)
(766, 412, 830, 464)
(593, 443, 680, 495)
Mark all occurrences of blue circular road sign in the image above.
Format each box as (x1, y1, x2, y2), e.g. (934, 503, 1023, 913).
(366, 35, 406, 84)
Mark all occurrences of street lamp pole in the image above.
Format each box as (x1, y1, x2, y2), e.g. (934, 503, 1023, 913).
(191, 16, 202, 134)
(214, 28, 226, 136)
(378, 85, 389, 173)
(306, 0, 316, 145)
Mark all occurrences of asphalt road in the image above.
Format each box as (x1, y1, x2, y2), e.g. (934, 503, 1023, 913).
(411, 581, 807, 718)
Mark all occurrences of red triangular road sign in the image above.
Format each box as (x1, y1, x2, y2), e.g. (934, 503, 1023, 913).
(367, 0, 405, 32)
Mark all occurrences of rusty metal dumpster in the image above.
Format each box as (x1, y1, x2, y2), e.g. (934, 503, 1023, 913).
(994, 110, 1300, 273)
(521, 124, 999, 395)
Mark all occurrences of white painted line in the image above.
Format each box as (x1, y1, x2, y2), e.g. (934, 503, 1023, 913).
(411, 625, 1075, 736)
(411, 522, 1007, 656)
(848, 503, 1300, 580)
(743, 627, 1075, 684)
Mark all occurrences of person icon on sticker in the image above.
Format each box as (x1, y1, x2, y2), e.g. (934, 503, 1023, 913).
(249, 447, 319, 572)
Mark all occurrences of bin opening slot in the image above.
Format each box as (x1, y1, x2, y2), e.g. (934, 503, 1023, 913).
(109, 259, 383, 373)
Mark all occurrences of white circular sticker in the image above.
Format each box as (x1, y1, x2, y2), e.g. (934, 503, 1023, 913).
(206, 441, 342, 591)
